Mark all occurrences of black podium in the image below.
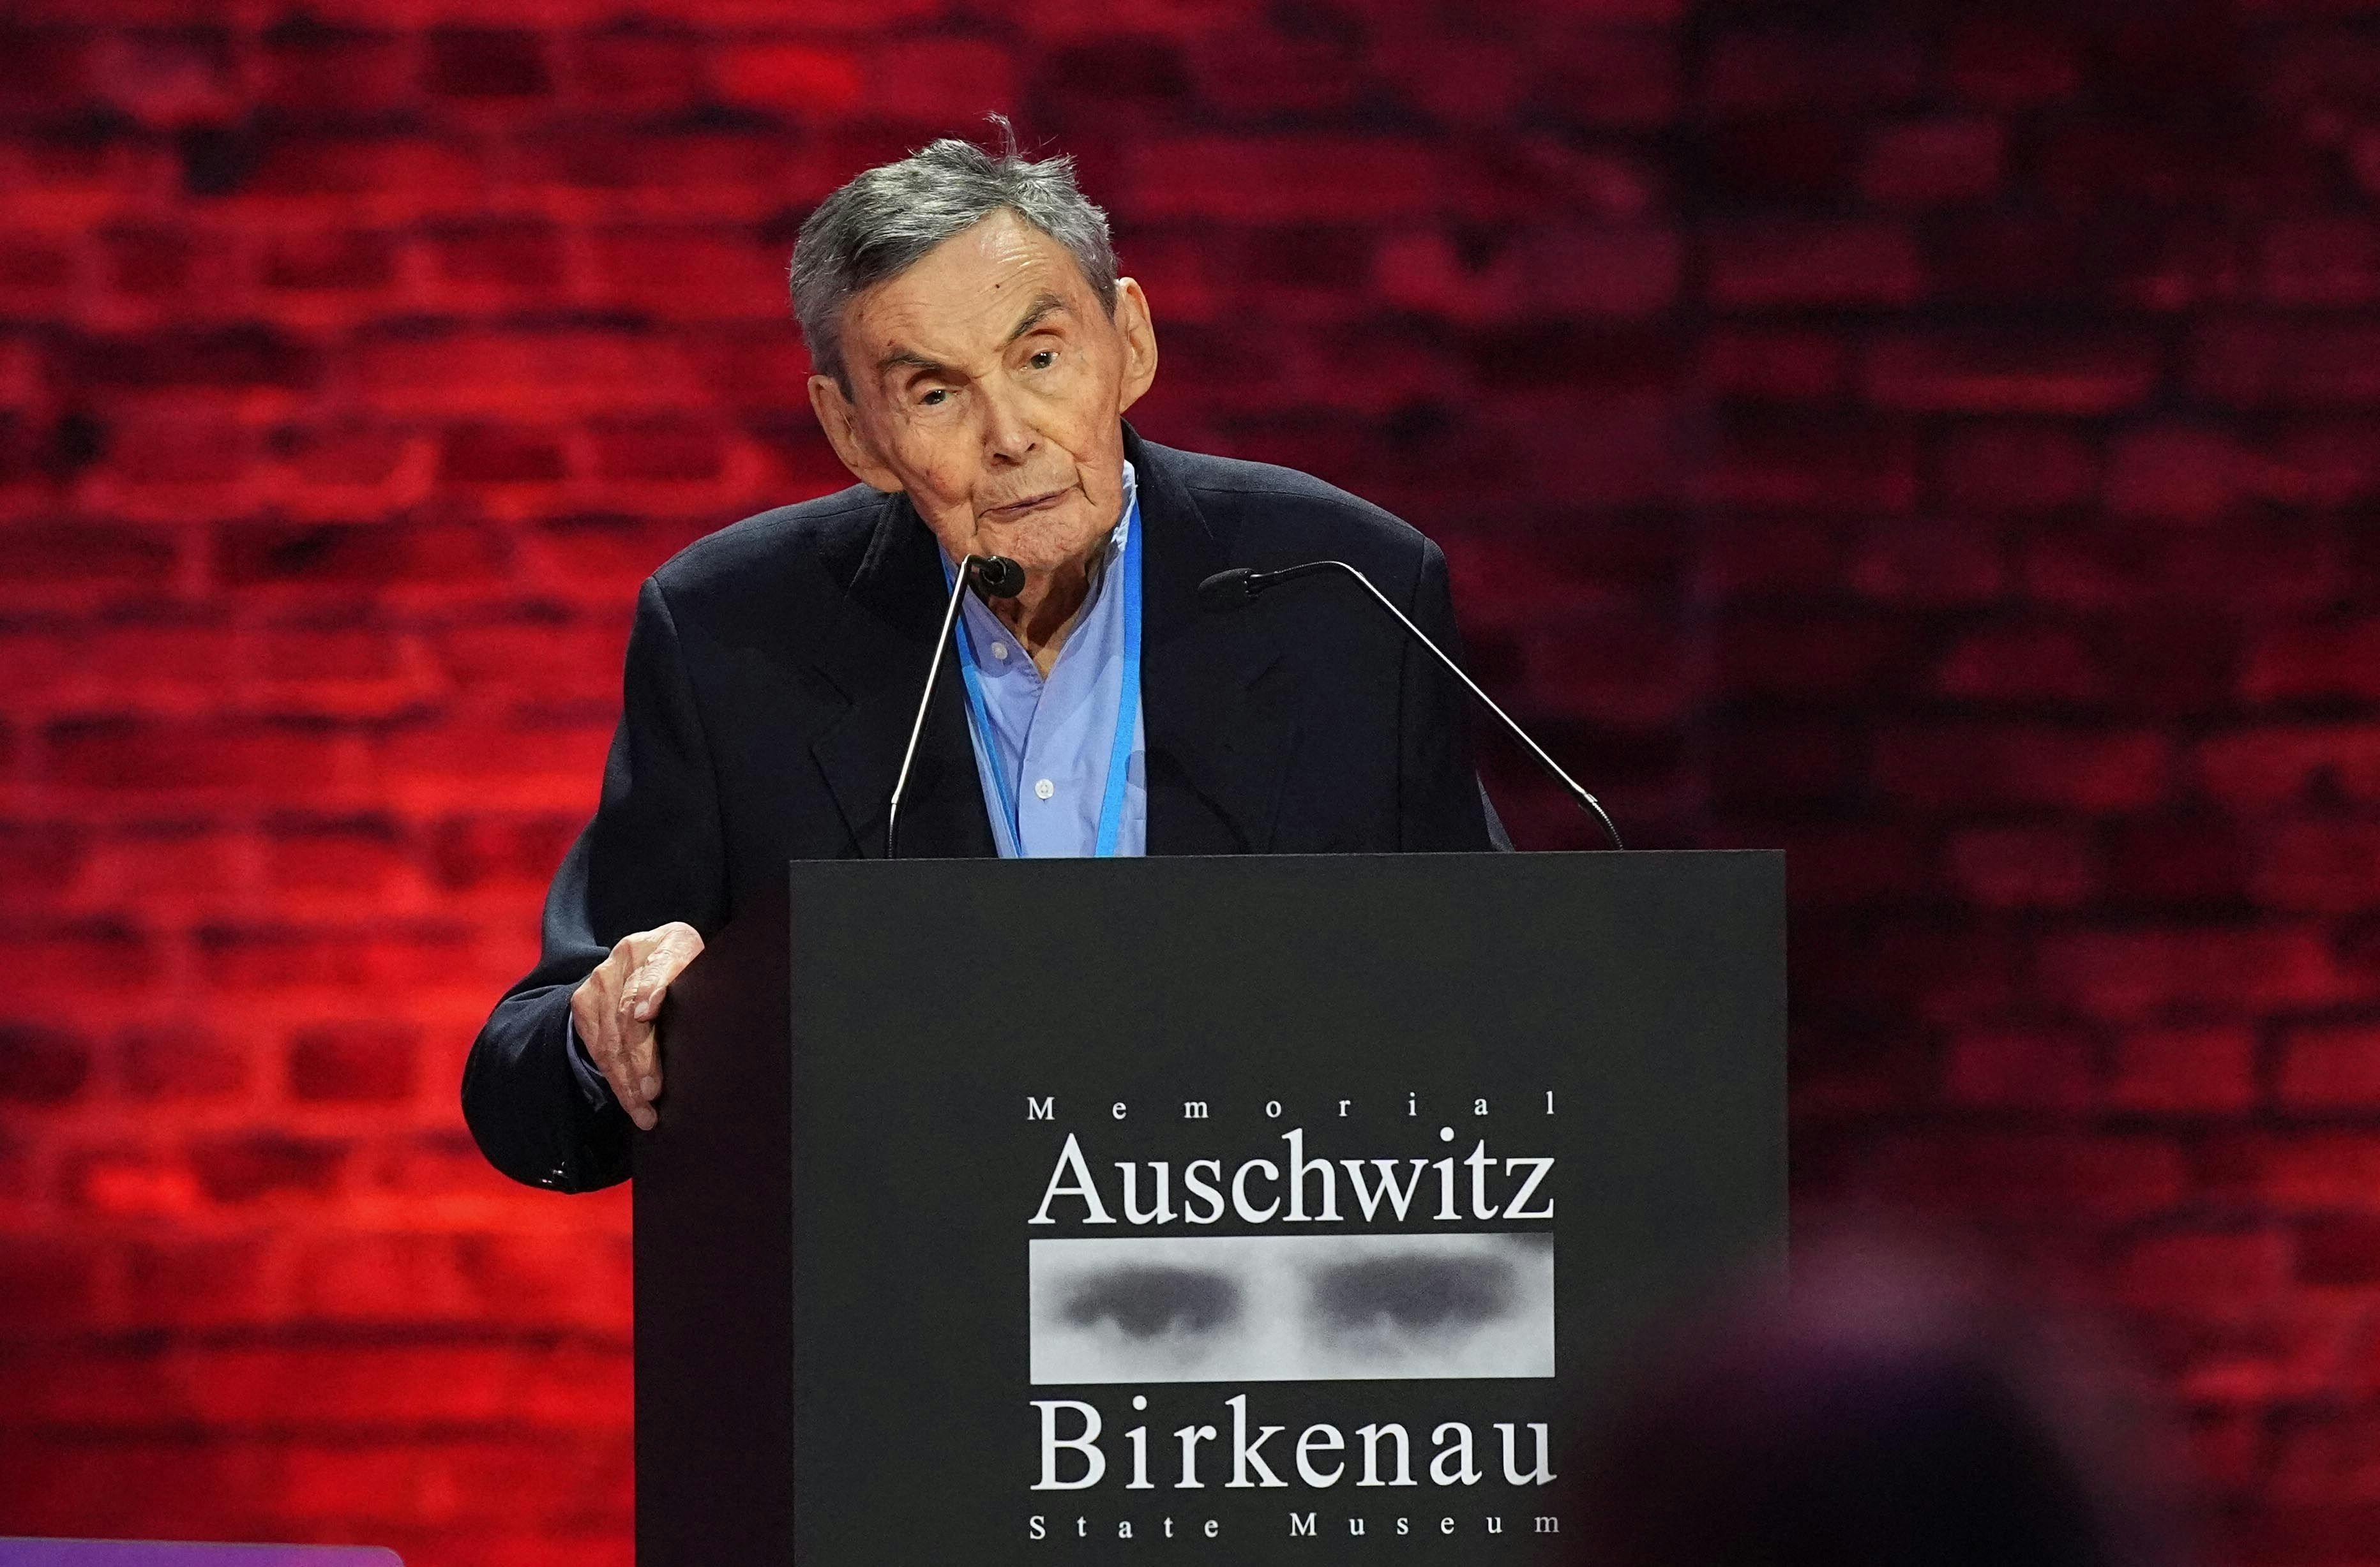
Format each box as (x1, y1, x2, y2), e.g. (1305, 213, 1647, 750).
(635, 851, 1784, 1564)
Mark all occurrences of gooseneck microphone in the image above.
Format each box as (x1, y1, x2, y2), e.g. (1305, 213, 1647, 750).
(1199, 562, 1625, 850)
(886, 553, 1025, 859)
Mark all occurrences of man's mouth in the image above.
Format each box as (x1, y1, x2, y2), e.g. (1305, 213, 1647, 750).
(983, 487, 1070, 521)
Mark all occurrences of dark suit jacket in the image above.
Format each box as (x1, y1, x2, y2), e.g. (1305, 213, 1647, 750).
(461, 425, 1504, 1192)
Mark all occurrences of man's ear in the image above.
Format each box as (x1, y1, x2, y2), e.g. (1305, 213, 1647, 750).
(1112, 277, 1159, 416)
(808, 373, 903, 493)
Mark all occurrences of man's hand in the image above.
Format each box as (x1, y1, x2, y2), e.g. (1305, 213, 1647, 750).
(569, 922, 704, 1132)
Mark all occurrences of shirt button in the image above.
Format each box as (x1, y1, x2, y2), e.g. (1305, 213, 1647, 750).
(1034, 778, 1055, 800)
(990, 641, 1010, 661)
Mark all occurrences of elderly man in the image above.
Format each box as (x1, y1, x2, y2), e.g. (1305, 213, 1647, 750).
(462, 127, 1507, 1192)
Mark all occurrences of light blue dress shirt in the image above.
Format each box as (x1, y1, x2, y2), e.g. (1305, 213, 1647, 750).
(945, 460, 1147, 858)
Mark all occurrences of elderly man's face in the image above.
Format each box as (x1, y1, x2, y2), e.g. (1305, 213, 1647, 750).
(807, 209, 1159, 576)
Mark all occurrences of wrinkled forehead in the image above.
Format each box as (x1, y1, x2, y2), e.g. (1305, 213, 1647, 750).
(843, 211, 1106, 364)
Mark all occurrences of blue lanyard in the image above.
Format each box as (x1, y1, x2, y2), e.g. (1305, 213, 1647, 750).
(947, 495, 1144, 857)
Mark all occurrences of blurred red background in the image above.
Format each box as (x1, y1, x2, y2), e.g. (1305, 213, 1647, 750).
(4, 0, 2378, 1563)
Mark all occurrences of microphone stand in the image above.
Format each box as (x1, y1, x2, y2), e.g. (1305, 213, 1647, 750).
(1201, 562, 1625, 850)
(886, 554, 1021, 859)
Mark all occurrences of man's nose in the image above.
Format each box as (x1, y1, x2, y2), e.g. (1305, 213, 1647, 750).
(979, 387, 1038, 464)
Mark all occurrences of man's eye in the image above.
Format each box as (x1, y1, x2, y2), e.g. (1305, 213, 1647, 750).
(919, 387, 949, 406)
(1027, 349, 1057, 370)
(1063, 1266, 1240, 1340)
(1311, 1255, 1515, 1335)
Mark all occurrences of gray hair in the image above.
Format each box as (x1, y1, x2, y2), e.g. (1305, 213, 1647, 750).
(789, 118, 1119, 389)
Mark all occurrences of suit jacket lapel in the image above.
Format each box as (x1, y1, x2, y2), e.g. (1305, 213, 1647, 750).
(1131, 426, 1299, 855)
(807, 490, 998, 860)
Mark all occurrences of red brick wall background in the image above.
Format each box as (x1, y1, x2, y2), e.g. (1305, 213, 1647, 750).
(3, 1, 2377, 1563)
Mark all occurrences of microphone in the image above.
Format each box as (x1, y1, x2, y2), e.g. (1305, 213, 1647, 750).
(973, 553, 1025, 599)
(1198, 562, 1625, 850)
(886, 553, 1023, 859)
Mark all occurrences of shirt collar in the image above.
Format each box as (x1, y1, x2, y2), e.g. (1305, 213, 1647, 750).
(1088, 458, 1137, 585)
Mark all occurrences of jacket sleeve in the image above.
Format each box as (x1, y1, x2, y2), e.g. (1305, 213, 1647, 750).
(1396, 536, 1509, 852)
(461, 576, 729, 1191)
